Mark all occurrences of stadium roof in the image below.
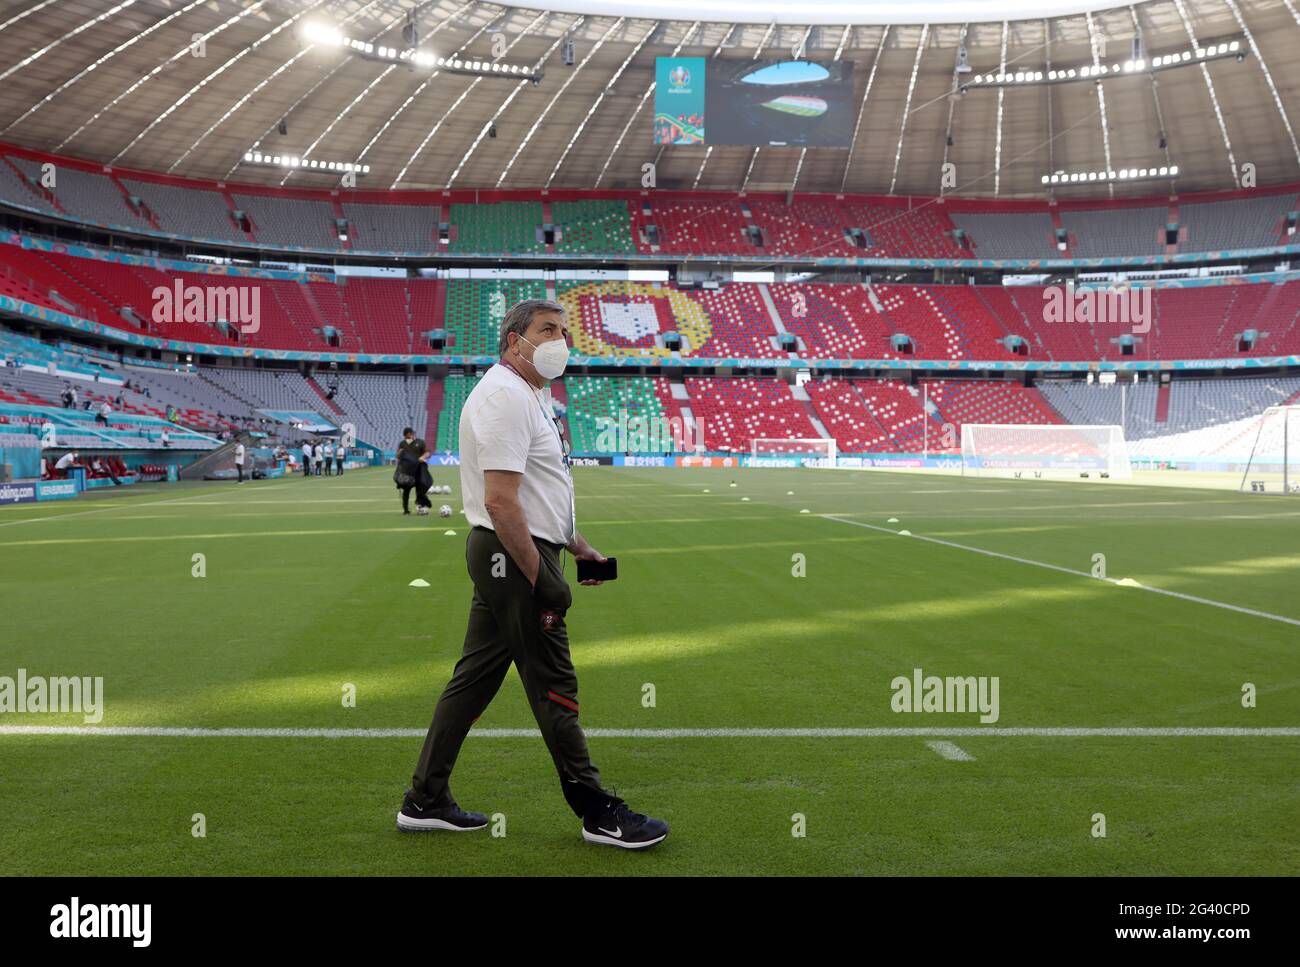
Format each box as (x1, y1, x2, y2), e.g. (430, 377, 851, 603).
(0, 0, 1297, 199)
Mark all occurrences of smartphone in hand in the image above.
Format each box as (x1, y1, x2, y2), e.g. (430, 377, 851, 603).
(576, 557, 618, 582)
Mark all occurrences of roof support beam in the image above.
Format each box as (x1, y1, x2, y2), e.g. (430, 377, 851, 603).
(1084, 11, 1116, 199)
(1173, 0, 1239, 187)
(1224, 0, 1300, 171)
(790, 23, 852, 193)
(108, 1, 329, 166)
(3, 0, 210, 136)
(547, 19, 659, 187)
(393, 11, 552, 189)
(739, 21, 783, 191)
(688, 24, 739, 190)
(840, 25, 889, 193)
(56, 0, 272, 152)
(994, 21, 1007, 196)
(494, 17, 623, 187)
(888, 24, 928, 195)
(595, 20, 700, 188)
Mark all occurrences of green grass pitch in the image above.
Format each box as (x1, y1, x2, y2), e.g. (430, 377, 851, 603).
(1, 466, 1296, 876)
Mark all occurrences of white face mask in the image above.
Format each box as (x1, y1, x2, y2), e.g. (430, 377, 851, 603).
(518, 334, 569, 380)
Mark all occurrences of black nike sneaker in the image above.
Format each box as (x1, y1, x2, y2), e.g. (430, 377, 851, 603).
(396, 792, 488, 832)
(582, 799, 669, 850)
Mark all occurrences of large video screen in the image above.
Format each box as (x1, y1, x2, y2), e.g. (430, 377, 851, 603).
(654, 57, 855, 148)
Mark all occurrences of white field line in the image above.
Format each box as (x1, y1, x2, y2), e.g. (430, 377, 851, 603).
(0, 489, 232, 529)
(926, 740, 976, 760)
(0, 473, 363, 528)
(0, 726, 1296, 738)
(821, 514, 1300, 629)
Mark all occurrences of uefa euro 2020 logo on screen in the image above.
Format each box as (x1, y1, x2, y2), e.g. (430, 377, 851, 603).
(669, 65, 691, 90)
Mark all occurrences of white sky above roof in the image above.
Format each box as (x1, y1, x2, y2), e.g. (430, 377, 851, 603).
(518, 0, 1125, 26)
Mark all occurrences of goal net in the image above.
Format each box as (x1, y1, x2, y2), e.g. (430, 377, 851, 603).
(751, 437, 838, 468)
(1239, 405, 1300, 494)
(961, 424, 1131, 479)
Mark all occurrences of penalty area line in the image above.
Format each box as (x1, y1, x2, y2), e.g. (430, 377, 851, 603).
(0, 726, 1296, 738)
(821, 514, 1300, 629)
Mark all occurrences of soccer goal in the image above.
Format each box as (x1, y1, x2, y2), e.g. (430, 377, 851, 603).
(751, 437, 838, 468)
(1239, 405, 1300, 494)
(961, 424, 1132, 479)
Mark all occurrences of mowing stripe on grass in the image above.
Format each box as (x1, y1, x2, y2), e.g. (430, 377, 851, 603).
(822, 514, 1300, 629)
(1, 726, 1296, 738)
(926, 740, 976, 760)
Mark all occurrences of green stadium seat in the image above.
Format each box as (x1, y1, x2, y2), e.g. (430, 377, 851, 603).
(448, 202, 544, 255)
(553, 200, 635, 255)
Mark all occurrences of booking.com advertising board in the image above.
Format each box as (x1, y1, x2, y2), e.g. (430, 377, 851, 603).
(0, 480, 78, 504)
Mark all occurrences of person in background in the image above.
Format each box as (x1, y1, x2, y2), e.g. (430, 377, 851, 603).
(161, 429, 171, 449)
(323, 440, 334, 476)
(234, 441, 246, 484)
(395, 427, 431, 516)
(335, 444, 345, 476)
(54, 451, 77, 479)
(91, 456, 122, 486)
(96, 400, 111, 426)
(301, 440, 312, 477)
(313, 440, 324, 476)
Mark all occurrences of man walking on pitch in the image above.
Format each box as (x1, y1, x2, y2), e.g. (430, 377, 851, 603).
(398, 299, 668, 850)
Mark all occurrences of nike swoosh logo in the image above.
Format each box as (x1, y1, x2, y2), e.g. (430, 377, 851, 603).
(597, 826, 623, 838)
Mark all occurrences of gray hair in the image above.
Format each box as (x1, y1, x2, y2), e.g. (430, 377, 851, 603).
(498, 298, 566, 355)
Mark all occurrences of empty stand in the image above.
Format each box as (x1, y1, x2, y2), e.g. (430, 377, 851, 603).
(232, 193, 342, 250)
(343, 201, 438, 251)
(449, 202, 543, 255)
(553, 199, 636, 255)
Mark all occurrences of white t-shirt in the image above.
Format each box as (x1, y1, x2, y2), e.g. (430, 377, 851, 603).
(302, 443, 311, 457)
(55, 453, 76, 471)
(313, 445, 322, 461)
(459, 363, 574, 545)
(324, 443, 334, 458)
(234, 444, 245, 465)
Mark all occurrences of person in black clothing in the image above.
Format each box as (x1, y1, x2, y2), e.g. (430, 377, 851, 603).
(396, 427, 432, 516)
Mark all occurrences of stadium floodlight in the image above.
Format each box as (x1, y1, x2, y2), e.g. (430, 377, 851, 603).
(960, 35, 1245, 91)
(302, 21, 345, 47)
(961, 424, 1131, 480)
(298, 23, 538, 80)
(751, 438, 837, 469)
(239, 153, 370, 177)
(1042, 165, 1177, 186)
(1239, 406, 1300, 494)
